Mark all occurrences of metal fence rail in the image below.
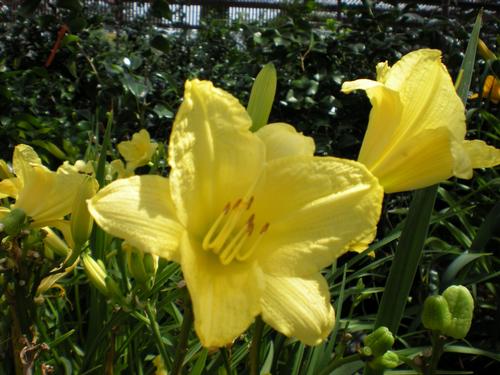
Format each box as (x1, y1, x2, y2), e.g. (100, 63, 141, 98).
(2, 0, 498, 27)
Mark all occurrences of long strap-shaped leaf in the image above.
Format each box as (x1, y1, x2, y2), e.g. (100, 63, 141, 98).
(364, 11, 482, 375)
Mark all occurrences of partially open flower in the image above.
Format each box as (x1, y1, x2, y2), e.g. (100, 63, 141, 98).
(342, 49, 500, 193)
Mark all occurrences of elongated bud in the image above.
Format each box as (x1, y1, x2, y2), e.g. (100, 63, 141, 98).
(247, 63, 277, 132)
(442, 285, 474, 339)
(123, 242, 158, 285)
(368, 351, 399, 370)
(43, 227, 71, 257)
(363, 326, 395, 357)
(71, 177, 98, 249)
(81, 253, 108, 296)
(0, 208, 27, 235)
(478, 39, 496, 61)
(422, 295, 451, 331)
(143, 252, 158, 276)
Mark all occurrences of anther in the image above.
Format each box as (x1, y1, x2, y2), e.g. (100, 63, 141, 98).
(247, 196, 254, 210)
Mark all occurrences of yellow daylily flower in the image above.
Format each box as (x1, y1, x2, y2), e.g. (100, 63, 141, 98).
(117, 129, 158, 171)
(89, 80, 383, 348)
(342, 49, 500, 193)
(0, 145, 87, 227)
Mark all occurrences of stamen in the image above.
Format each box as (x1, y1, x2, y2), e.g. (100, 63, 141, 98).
(202, 203, 231, 251)
(236, 223, 270, 261)
(247, 196, 254, 210)
(219, 217, 254, 265)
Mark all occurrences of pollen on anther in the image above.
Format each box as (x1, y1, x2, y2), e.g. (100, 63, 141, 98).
(233, 198, 243, 209)
(247, 196, 254, 210)
(260, 223, 270, 234)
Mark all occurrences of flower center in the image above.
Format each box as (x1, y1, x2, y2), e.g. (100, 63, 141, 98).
(202, 197, 269, 265)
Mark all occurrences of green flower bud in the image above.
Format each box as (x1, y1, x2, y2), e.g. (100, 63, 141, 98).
(71, 177, 98, 249)
(0, 208, 26, 235)
(143, 252, 158, 276)
(123, 242, 158, 285)
(422, 295, 451, 331)
(368, 351, 399, 370)
(442, 285, 474, 339)
(363, 327, 395, 357)
(81, 253, 108, 296)
(43, 228, 71, 257)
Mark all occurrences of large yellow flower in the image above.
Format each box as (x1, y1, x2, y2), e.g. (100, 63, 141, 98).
(342, 49, 500, 193)
(88, 80, 383, 347)
(0, 145, 86, 227)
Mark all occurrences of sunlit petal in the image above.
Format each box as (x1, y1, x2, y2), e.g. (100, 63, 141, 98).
(168, 80, 265, 236)
(261, 273, 334, 345)
(180, 232, 265, 348)
(0, 178, 19, 199)
(463, 140, 500, 169)
(88, 175, 183, 261)
(14, 166, 86, 224)
(12, 144, 44, 187)
(256, 122, 315, 161)
(253, 156, 383, 275)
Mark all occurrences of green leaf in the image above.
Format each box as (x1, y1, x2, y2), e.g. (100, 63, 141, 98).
(441, 252, 491, 289)
(31, 140, 67, 159)
(57, 0, 82, 11)
(469, 201, 500, 253)
(19, 0, 42, 17)
(151, 35, 170, 53)
(456, 11, 482, 104)
(374, 185, 438, 335)
(247, 63, 277, 132)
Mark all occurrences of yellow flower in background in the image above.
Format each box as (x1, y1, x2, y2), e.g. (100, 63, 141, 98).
(0, 144, 86, 227)
(117, 129, 158, 171)
(89, 80, 383, 347)
(342, 49, 500, 193)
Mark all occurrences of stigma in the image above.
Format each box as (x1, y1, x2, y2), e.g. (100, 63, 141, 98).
(202, 197, 269, 265)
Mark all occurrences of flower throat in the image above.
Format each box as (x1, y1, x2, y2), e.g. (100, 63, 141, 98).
(202, 197, 269, 265)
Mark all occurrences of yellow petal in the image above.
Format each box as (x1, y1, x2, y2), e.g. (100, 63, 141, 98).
(118, 129, 157, 171)
(463, 140, 500, 169)
(168, 80, 265, 236)
(12, 144, 44, 187)
(13, 166, 86, 224)
(180, 232, 265, 348)
(88, 175, 183, 261)
(342, 79, 403, 171)
(256, 122, 315, 161)
(375, 128, 465, 193)
(261, 273, 334, 345)
(0, 159, 13, 179)
(343, 49, 469, 192)
(0, 178, 20, 199)
(253, 156, 383, 275)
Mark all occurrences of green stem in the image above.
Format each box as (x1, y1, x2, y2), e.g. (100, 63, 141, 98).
(249, 316, 265, 375)
(319, 353, 362, 375)
(220, 347, 233, 375)
(171, 299, 194, 375)
(145, 302, 172, 371)
(427, 331, 445, 375)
